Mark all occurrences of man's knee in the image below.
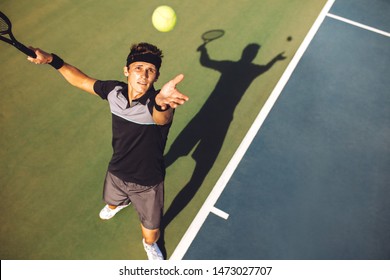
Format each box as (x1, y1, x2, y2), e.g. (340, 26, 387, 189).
(141, 225, 160, 244)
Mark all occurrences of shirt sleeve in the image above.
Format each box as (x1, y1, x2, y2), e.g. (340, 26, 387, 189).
(93, 80, 120, 100)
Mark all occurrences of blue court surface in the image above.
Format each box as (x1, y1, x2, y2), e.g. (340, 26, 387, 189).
(171, 0, 390, 260)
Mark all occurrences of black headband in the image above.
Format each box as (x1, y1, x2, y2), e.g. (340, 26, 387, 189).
(126, 53, 162, 70)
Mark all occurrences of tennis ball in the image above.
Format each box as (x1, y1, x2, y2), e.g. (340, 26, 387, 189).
(152, 6, 176, 32)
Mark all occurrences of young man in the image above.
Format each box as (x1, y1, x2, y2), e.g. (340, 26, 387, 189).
(27, 43, 189, 260)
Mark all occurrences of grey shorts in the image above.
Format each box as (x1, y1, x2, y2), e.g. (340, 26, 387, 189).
(102, 171, 164, 230)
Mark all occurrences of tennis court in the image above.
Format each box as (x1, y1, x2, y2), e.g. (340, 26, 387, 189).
(0, 0, 388, 261)
(172, 0, 390, 260)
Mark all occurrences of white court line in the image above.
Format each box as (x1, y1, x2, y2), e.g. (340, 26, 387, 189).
(327, 13, 390, 37)
(169, 0, 336, 260)
(210, 206, 229, 220)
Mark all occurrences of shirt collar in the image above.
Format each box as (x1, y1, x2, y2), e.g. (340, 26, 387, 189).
(121, 85, 156, 108)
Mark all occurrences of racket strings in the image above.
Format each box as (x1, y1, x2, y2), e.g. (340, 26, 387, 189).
(0, 18, 10, 34)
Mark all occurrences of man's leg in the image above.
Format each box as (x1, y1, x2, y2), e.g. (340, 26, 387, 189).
(141, 224, 164, 260)
(99, 171, 131, 220)
(141, 224, 160, 244)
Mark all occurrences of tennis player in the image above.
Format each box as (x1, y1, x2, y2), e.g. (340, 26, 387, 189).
(27, 42, 188, 260)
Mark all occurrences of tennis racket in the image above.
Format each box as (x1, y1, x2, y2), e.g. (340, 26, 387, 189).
(0, 11, 36, 57)
(201, 29, 225, 44)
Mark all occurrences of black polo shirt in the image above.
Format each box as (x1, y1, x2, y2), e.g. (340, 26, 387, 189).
(94, 80, 171, 186)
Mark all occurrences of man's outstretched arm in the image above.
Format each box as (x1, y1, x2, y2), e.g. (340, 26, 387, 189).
(27, 48, 97, 95)
(153, 74, 189, 125)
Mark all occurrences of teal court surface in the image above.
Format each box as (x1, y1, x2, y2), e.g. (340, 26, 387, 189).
(171, 0, 390, 260)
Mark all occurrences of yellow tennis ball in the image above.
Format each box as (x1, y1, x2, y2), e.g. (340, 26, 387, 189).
(152, 6, 176, 32)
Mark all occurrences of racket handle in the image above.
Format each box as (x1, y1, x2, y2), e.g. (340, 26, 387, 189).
(14, 41, 37, 58)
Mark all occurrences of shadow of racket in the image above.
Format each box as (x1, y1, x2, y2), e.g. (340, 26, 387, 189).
(201, 29, 225, 44)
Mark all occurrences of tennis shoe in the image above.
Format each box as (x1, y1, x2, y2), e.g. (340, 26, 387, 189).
(143, 239, 164, 260)
(99, 203, 130, 220)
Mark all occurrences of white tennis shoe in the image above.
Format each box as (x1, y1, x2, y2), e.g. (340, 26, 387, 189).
(143, 239, 164, 260)
(99, 203, 130, 220)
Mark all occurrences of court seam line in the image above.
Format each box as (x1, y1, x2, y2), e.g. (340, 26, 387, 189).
(169, 0, 336, 260)
(327, 13, 390, 37)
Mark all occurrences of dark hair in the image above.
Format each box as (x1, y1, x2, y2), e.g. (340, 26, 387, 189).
(126, 42, 163, 70)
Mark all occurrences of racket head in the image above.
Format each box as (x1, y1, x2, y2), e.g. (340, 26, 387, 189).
(0, 11, 15, 44)
(201, 29, 225, 43)
(0, 11, 36, 57)
(0, 11, 12, 35)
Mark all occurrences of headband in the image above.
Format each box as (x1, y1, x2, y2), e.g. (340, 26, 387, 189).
(126, 53, 162, 70)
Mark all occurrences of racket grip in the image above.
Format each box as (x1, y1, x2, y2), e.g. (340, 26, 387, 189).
(15, 41, 37, 58)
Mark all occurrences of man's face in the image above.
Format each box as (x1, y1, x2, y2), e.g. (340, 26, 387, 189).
(124, 62, 159, 97)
